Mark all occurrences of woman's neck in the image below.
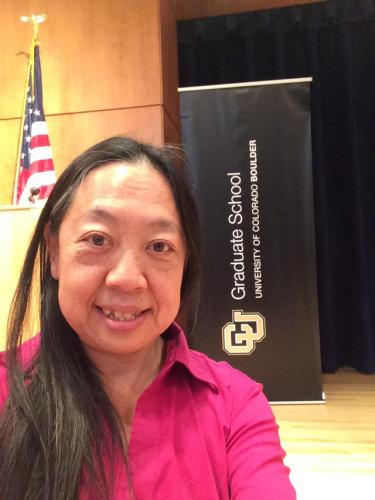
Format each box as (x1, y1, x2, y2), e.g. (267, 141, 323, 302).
(85, 336, 165, 432)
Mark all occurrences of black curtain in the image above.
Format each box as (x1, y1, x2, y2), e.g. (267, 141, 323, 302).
(178, 0, 375, 373)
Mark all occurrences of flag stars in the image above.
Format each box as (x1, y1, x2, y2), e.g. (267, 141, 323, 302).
(24, 123, 29, 131)
(26, 135, 31, 143)
(27, 96, 33, 103)
(33, 109, 41, 117)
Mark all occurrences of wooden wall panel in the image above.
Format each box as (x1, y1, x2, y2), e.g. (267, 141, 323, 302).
(162, 108, 180, 146)
(1, 0, 163, 119)
(0, 207, 42, 349)
(0, 106, 164, 204)
(1, 0, 168, 205)
(0, 119, 19, 204)
(160, 0, 180, 137)
(44, 106, 164, 170)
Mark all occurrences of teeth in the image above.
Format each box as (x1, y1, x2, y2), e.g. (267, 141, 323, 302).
(102, 309, 141, 321)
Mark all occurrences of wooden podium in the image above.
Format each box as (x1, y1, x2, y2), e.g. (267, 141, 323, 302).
(0, 206, 42, 348)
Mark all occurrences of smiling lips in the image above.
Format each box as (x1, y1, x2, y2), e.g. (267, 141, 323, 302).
(101, 308, 143, 321)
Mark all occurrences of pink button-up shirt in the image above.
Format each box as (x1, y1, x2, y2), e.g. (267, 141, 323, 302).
(0, 324, 296, 499)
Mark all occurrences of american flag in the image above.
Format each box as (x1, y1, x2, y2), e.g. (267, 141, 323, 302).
(15, 42, 56, 205)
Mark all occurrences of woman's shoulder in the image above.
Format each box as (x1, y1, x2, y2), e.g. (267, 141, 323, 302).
(0, 335, 41, 407)
(186, 346, 264, 401)
(0, 334, 40, 364)
(168, 325, 262, 399)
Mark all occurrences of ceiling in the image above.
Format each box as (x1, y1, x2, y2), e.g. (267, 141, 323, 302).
(171, 0, 327, 20)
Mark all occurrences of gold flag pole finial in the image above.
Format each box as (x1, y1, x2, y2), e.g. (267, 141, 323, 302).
(20, 14, 47, 40)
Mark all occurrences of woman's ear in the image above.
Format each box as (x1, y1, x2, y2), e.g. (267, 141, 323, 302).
(44, 223, 59, 279)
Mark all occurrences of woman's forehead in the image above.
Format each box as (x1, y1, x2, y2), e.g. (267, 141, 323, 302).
(82, 160, 163, 191)
(61, 161, 182, 229)
(73, 161, 164, 199)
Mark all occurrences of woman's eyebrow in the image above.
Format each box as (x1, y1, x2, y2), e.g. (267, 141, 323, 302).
(79, 208, 181, 233)
(148, 218, 180, 233)
(79, 207, 117, 224)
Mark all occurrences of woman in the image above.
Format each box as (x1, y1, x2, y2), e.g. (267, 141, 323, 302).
(0, 136, 296, 499)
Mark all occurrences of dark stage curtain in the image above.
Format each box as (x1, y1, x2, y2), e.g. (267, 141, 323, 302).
(178, 0, 375, 373)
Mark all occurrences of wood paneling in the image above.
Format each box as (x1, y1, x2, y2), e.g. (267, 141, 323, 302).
(0, 207, 42, 349)
(1, 0, 163, 119)
(160, 0, 180, 135)
(1, 0, 183, 205)
(272, 369, 375, 499)
(0, 119, 19, 204)
(0, 106, 164, 204)
(171, 0, 327, 20)
(44, 106, 164, 169)
(162, 108, 180, 146)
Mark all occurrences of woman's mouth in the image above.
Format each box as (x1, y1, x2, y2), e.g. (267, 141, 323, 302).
(101, 308, 142, 321)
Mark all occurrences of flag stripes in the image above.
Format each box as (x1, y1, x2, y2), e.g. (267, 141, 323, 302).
(15, 40, 56, 206)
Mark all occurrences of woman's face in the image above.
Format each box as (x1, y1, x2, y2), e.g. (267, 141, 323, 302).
(47, 161, 186, 359)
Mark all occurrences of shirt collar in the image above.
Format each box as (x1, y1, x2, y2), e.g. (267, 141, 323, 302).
(162, 322, 219, 392)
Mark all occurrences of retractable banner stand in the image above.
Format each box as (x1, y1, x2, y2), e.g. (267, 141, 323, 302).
(179, 79, 323, 402)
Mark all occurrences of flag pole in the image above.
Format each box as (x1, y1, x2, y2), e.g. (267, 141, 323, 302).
(13, 14, 47, 205)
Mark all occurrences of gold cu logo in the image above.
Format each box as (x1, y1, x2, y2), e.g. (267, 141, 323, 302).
(222, 310, 266, 355)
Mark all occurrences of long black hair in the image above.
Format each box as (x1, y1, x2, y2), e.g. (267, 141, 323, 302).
(0, 136, 201, 500)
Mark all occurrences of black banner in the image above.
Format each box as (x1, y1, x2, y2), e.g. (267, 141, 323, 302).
(179, 79, 323, 402)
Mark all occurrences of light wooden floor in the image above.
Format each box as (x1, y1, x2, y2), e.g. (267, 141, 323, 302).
(272, 368, 375, 499)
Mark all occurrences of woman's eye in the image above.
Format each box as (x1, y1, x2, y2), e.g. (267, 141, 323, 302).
(151, 241, 171, 253)
(88, 234, 107, 246)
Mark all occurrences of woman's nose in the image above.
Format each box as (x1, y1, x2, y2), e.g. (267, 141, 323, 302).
(105, 249, 147, 291)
